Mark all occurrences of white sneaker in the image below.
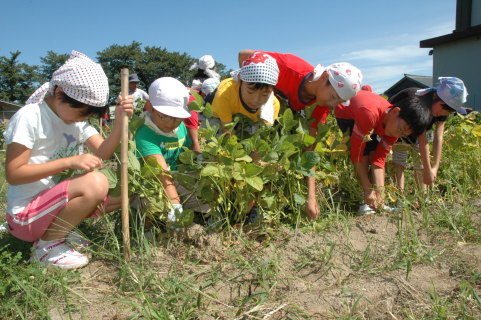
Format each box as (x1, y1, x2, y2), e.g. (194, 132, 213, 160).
(358, 203, 376, 216)
(66, 230, 90, 248)
(30, 239, 89, 269)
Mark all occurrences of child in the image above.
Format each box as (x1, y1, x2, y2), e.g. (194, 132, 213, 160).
(238, 50, 363, 219)
(334, 90, 432, 215)
(135, 77, 208, 227)
(189, 55, 221, 88)
(210, 52, 280, 131)
(4, 51, 133, 269)
(390, 77, 468, 191)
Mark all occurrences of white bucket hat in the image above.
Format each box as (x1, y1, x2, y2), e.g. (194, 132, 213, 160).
(26, 50, 109, 106)
(189, 55, 216, 71)
(148, 77, 191, 119)
(313, 62, 363, 106)
(231, 52, 279, 86)
(415, 77, 468, 115)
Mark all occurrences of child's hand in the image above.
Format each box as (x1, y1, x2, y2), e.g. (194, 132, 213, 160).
(115, 95, 134, 119)
(364, 190, 382, 209)
(67, 154, 102, 171)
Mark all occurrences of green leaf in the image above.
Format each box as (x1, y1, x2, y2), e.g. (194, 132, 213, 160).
(235, 155, 252, 162)
(300, 151, 320, 170)
(99, 168, 118, 189)
(128, 150, 141, 172)
(129, 114, 145, 134)
(173, 172, 197, 189)
(203, 102, 213, 118)
(303, 134, 316, 147)
(245, 176, 264, 191)
(179, 147, 195, 165)
(244, 163, 264, 177)
(200, 164, 221, 177)
(200, 185, 216, 201)
(293, 193, 306, 205)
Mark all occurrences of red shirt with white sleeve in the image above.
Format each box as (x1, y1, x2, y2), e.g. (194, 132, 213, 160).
(334, 90, 398, 168)
(261, 51, 329, 127)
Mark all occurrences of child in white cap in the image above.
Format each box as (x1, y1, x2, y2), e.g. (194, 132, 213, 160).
(238, 50, 363, 220)
(135, 77, 208, 228)
(189, 55, 221, 87)
(3, 50, 134, 269)
(211, 51, 281, 130)
(390, 77, 468, 191)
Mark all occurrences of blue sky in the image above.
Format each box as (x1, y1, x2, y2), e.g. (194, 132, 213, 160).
(1, 0, 455, 93)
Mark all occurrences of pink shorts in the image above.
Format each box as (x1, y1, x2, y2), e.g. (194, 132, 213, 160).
(6, 179, 109, 242)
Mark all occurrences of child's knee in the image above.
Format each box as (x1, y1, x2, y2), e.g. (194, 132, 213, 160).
(84, 171, 109, 197)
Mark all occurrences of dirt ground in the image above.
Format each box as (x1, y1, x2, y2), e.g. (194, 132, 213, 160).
(44, 206, 481, 320)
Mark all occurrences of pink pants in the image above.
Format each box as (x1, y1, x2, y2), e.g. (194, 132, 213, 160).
(6, 179, 109, 242)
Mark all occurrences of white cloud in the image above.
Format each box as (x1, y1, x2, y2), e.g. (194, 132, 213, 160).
(341, 45, 429, 63)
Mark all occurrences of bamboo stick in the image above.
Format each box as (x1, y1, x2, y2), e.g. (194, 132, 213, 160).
(120, 68, 130, 260)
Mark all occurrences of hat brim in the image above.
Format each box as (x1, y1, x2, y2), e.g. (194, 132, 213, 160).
(455, 107, 467, 115)
(152, 105, 191, 119)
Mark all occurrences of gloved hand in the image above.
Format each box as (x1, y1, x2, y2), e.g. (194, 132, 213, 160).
(196, 153, 204, 162)
(167, 203, 183, 224)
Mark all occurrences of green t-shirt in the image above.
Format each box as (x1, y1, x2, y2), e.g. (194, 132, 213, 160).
(135, 122, 192, 170)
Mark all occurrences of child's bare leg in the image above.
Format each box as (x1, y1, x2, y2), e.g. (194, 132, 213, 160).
(394, 164, 405, 191)
(41, 172, 109, 241)
(414, 169, 427, 192)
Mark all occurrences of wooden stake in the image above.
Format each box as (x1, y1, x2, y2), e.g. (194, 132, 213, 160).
(120, 68, 131, 260)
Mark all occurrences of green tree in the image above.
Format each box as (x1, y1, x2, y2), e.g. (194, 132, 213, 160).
(96, 41, 144, 100)
(0, 51, 38, 103)
(38, 51, 69, 83)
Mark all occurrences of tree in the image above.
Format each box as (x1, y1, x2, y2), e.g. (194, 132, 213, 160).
(0, 51, 38, 103)
(38, 51, 69, 83)
(96, 41, 144, 100)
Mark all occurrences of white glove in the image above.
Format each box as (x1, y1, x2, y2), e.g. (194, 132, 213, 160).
(167, 203, 183, 224)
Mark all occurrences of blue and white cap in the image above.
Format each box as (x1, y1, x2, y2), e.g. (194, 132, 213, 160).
(416, 77, 468, 115)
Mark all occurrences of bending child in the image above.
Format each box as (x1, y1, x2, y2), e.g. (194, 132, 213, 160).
(334, 90, 432, 215)
(210, 52, 280, 132)
(135, 77, 208, 228)
(390, 77, 468, 191)
(238, 50, 363, 219)
(4, 51, 133, 269)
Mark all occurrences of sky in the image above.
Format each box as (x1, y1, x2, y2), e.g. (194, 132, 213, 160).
(1, 0, 456, 94)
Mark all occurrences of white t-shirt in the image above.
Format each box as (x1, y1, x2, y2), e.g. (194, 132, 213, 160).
(129, 88, 149, 107)
(4, 101, 98, 215)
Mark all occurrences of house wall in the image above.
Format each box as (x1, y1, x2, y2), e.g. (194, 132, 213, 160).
(433, 36, 481, 110)
(472, 0, 481, 25)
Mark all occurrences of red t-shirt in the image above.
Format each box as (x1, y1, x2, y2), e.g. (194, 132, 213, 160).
(261, 51, 329, 127)
(184, 93, 199, 129)
(334, 90, 398, 168)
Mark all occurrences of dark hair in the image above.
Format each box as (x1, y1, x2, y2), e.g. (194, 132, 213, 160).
(389, 87, 442, 106)
(244, 82, 274, 90)
(58, 89, 108, 119)
(393, 94, 432, 137)
(191, 69, 210, 84)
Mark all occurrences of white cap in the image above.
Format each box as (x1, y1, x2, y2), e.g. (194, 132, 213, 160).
(416, 77, 468, 115)
(313, 62, 363, 106)
(201, 78, 220, 94)
(148, 77, 191, 119)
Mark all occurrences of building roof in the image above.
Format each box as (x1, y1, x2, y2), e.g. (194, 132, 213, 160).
(383, 74, 433, 98)
(420, 24, 481, 47)
(0, 99, 22, 109)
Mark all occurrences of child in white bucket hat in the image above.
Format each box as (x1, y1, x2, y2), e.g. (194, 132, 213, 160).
(135, 77, 209, 229)
(210, 51, 281, 131)
(4, 50, 134, 269)
(390, 77, 468, 191)
(238, 49, 363, 220)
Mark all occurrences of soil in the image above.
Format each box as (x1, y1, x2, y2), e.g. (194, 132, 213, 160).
(44, 208, 481, 320)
